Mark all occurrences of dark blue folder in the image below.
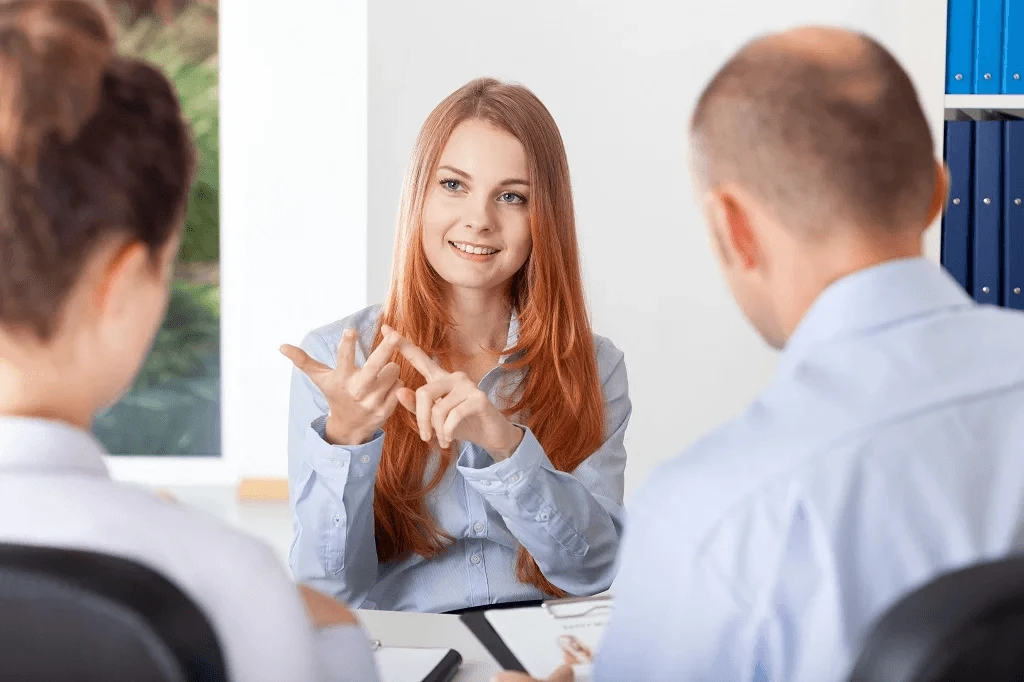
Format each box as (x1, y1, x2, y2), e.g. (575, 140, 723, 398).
(1002, 0, 1024, 93)
(973, 120, 1003, 305)
(1005, 120, 1024, 310)
(947, 0, 976, 93)
(974, 0, 1005, 95)
(942, 121, 973, 293)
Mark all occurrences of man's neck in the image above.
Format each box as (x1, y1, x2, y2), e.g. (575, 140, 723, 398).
(776, 231, 925, 343)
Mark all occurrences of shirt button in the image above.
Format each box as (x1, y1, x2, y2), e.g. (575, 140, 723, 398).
(333, 515, 342, 525)
(473, 522, 484, 534)
(360, 455, 370, 464)
(480, 480, 491, 487)
(509, 473, 520, 483)
(470, 554, 482, 565)
(538, 511, 549, 521)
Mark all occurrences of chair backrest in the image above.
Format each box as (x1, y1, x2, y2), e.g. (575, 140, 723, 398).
(848, 555, 1024, 682)
(0, 543, 227, 682)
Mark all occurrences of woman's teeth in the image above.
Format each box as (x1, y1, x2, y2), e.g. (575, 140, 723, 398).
(451, 242, 499, 255)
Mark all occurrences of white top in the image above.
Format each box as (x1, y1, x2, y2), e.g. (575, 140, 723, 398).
(0, 416, 379, 682)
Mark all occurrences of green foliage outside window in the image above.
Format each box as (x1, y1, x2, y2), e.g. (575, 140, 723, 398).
(93, 1, 222, 456)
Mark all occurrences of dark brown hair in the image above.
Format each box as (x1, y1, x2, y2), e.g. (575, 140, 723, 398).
(0, 0, 195, 339)
(690, 30, 936, 234)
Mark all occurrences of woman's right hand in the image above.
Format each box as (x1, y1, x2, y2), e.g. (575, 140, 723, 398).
(281, 328, 405, 446)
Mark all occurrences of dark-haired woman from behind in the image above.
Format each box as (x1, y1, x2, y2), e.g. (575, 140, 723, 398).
(0, 2, 377, 680)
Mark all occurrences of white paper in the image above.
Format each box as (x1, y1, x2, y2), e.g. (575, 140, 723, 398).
(483, 599, 612, 678)
(375, 647, 451, 682)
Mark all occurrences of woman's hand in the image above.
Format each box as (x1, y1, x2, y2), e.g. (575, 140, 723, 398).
(281, 328, 405, 446)
(387, 325, 524, 459)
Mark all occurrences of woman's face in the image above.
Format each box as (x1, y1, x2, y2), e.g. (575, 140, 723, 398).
(420, 118, 534, 297)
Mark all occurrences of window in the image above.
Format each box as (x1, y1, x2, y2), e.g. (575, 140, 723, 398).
(93, 0, 221, 459)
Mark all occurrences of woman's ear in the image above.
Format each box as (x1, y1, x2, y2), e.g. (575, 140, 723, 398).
(92, 241, 151, 319)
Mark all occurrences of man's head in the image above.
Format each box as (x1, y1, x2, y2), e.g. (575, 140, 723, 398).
(689, 26, 947, 348)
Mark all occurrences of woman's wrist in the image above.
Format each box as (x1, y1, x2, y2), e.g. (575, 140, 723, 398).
(490, 423, 525, 461)
(324, 412, 373, 447)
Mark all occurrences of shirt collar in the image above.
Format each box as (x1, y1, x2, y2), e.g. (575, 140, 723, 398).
(779, 257, 973, 372)
(0, 416, 110, 477)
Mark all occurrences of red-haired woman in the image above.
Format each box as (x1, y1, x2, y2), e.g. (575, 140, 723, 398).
(283, 78, 631, 613)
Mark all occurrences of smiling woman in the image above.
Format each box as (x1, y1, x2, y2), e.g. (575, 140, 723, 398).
(282, 77, 633, 614)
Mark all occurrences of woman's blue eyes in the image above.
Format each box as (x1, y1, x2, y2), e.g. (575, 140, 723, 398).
(439, 179, 526, 204)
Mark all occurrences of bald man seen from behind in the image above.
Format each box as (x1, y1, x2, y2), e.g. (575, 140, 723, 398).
(496, 25, 1024, 682)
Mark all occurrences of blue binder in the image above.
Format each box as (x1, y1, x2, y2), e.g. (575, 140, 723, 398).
(1005, 120, 1024, 310)
(973, 120, 1003, 305)
(974, 0, 1005, 95)
(1003, 0, 1024, 93)
(946, 0, 970, 93)
(947, 0, 976, 93)
(942, 121, 973, 292)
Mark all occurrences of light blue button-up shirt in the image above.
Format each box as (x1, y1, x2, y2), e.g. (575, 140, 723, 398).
(595, 258, 1024, 682)
(287, 305, 631, 612)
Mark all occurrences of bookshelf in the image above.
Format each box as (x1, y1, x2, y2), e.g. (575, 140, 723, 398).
(945, 94, 1024, 119)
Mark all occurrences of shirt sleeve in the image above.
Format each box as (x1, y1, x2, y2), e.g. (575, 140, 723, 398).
(456, 337, 631, 596)
(200, 537, 381, 682)
(287, 329, 382, 608)
(314, 625, 381, 682)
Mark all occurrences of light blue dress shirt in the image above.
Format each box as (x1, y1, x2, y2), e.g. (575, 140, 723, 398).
(287, 304, 631, 612)
(595, 258, 1024, 682)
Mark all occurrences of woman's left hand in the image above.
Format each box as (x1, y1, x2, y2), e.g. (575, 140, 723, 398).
(385, 325, 524, 459)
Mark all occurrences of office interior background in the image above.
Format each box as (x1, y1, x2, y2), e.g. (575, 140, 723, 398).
(105, 0, 946, 566)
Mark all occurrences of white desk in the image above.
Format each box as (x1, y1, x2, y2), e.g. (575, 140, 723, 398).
(357, 609, 502, 682)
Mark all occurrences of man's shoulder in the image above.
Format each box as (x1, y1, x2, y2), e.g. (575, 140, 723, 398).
(630, 403, 786, 544)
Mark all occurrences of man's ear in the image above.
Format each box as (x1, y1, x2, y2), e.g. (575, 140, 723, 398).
(928, 159, 950, 226)
(708, 188, 762, 271)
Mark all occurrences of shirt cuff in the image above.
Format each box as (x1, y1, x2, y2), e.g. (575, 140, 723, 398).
(315, 624, 380, 682)
(456, 425, 549, 493)
(308, 416, 384, 479)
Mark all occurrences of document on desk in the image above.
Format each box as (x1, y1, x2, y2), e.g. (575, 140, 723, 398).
(481, 597, 611, 678)
(374, 647, 462, 682)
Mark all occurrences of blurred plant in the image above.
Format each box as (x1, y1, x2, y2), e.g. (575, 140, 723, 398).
(133, 279, 220, 391)
(93, 2, 222, 456)
(114, 2, 219, 264)
(94, 279, 221, 455)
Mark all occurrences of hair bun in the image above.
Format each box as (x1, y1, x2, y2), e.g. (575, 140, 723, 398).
(0, 0, 115, 173)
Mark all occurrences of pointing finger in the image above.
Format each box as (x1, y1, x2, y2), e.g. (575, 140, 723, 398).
(280, 344, 332, 384)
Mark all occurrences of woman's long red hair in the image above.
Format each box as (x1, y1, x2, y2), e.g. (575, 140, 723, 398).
(372, 78, 605, 598)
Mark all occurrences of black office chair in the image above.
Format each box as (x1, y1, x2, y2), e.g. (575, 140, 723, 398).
(0, 543, 227, 682)
(848, 555, 1024, 682)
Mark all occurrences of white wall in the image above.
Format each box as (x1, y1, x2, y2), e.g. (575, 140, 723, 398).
(218, 0, 368, 479)
(367, 0, 947, 497)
